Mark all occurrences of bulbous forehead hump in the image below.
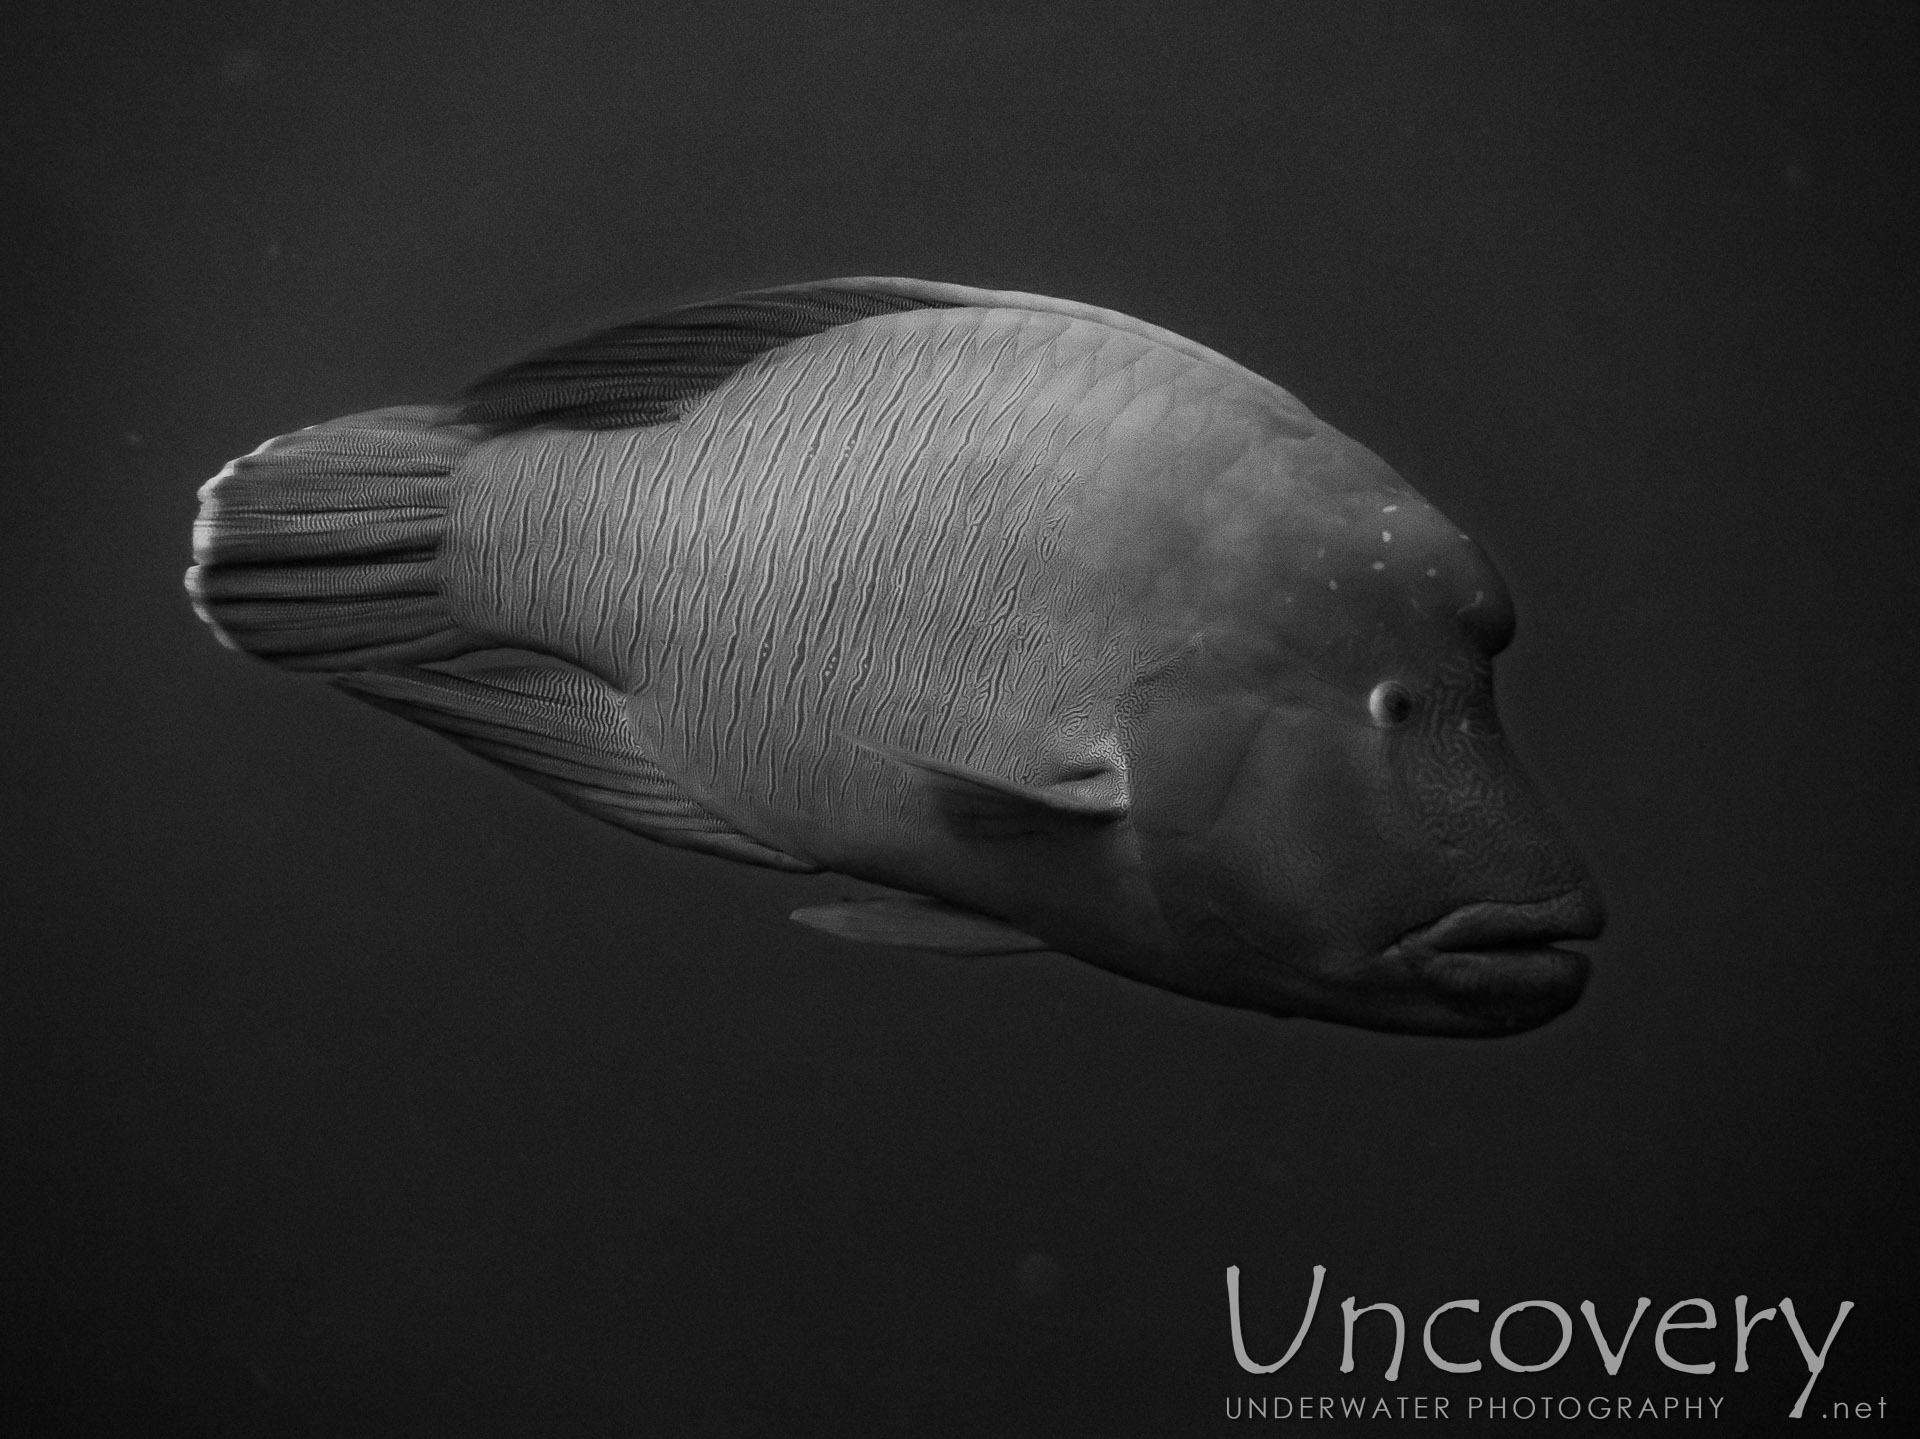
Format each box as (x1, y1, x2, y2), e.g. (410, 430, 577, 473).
(1174, 423, 1517, 676)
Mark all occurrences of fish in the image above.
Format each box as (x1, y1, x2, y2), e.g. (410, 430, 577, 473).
(186, 276, 1604, 1036)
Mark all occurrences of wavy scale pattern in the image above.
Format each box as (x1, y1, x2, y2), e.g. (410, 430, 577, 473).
(442, 306, 1176, 857)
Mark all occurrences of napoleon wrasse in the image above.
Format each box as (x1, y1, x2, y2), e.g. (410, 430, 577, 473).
(187, 277, 1603, 1035)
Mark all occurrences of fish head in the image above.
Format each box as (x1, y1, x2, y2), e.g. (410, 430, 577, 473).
(1121, 452, 1603, 1036)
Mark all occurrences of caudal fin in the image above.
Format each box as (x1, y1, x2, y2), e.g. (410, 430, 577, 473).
(185, 406, 486, 670)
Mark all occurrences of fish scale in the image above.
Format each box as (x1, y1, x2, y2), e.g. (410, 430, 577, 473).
(450, 310, 1130, 865)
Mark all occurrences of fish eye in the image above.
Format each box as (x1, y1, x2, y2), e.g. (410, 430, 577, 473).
(1368, 680, 1415, 727)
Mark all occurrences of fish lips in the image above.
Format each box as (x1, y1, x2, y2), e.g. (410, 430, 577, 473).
(1385, 889, 1605, 1033)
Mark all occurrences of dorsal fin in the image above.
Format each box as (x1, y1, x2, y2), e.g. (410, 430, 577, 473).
(458, 276, 1289, 434)
(458, 282, 952, 431)
(826, 277, 1278, 392)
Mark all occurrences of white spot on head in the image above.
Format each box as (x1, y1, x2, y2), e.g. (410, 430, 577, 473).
(1370, 560, 1385, 571)
(1425, 567, 1439, 578)
(1382, 504, 1399, 513)
(1459, 533, 1471, 542)
(1327, 579, 1339, 590)
(1381, 530, 1392, 543)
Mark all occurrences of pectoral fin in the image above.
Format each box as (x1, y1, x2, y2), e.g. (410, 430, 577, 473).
(848, 736, 1128, 839)
(791, 896, 1050, 956)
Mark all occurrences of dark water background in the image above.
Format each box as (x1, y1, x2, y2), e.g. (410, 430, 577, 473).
(3, 2, 1914, 1433)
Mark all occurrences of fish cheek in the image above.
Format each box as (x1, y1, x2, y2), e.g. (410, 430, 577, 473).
(1125, 697, 1393, 1012)
(1207, 712, 1418, 964)
(1122, 694, 1300, 994)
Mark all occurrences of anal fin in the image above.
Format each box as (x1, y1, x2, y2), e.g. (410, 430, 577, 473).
(790, 896, 1050, 956)
(333, 662, 818, 873)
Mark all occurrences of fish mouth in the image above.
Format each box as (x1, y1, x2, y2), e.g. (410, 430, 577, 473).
(1386, 889, 1605, 1032)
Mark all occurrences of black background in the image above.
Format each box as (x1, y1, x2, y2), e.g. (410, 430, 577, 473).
(3, 2, 1914, 1434)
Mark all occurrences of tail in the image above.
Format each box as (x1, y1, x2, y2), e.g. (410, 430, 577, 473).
(185, 406, 488, 670)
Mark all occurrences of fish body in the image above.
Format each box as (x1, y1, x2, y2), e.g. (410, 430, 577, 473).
(188, 278, 1603, 1035)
